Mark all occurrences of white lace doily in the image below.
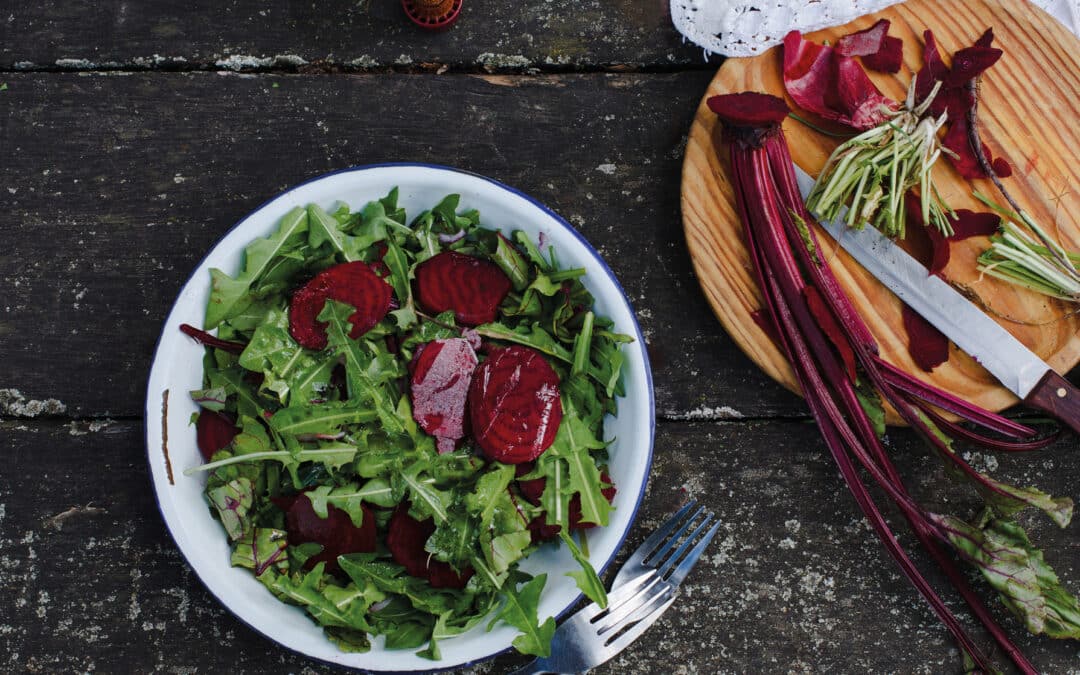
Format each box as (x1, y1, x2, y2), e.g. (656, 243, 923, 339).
(671, 0, 1080, 57)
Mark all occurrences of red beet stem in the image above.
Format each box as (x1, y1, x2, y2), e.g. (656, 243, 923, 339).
(718, 100, 1039, 674)
(180, 323, 247, 354)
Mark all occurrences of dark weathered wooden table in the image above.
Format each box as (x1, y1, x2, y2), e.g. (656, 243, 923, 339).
(2, 2, 1078, 673)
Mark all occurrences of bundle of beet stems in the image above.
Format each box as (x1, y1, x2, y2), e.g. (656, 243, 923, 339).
(710, 92, 1078, 673)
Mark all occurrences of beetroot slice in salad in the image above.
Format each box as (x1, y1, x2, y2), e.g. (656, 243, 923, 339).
(414, 251, 512, 326)
(273, 493, 376, 575)
(196, 410, 239, 461)
(288, 261, 393, 350)
(409, 338, 479, 454)
(386, 504, 473, 589)
(469, 345, 563, 464)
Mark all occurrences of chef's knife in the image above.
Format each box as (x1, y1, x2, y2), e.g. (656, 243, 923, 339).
(793, 166, 1080, 434)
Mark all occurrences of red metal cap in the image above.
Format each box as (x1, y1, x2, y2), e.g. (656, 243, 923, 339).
(402, 0, 462, 31)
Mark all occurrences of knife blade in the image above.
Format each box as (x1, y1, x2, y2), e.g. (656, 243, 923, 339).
(793, 166, 1080, 434)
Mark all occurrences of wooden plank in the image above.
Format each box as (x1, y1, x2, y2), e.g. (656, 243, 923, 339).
(3, 419, 1078, 672)
(0, 0, 713, 71)
(0, 70, 813, 420)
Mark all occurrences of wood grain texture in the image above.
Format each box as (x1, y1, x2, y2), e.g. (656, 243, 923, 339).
(0, 70, 820, 420)
(682, 0, 1080, 418)
(3, 419, 1078, 673)
(0, 0, 709, 71)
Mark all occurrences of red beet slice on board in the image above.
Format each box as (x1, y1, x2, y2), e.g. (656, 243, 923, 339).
(707, 92, 790, 128)
(288, 261, 393, 350)
(409, 338, 479, 454)
(834, 19, 904, 74)
(469, 345, 563, 464)
(782, 30, 894, 131)
(414, 251, 512, 326)
(196, 410, 239, 461)
(386, 505, 473, 589)
(903, 306, 950, 373)
(274, 493, 376, 575)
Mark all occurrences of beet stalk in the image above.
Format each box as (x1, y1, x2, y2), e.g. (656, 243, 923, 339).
(709, 91, 1080, 672)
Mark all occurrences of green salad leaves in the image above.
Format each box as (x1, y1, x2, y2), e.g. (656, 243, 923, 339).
(185, 189, 631, 658)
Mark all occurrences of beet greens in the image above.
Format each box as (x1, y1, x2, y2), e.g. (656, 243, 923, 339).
(709, 91, 1080, 673)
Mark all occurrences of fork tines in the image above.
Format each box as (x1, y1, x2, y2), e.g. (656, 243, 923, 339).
(614, 499, 721, 591)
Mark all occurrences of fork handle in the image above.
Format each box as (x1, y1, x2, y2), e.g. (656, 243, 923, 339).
(505, 659, 571, 675)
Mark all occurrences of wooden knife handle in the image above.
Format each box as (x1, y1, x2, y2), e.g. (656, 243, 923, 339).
(1024, 370, 1080, 436)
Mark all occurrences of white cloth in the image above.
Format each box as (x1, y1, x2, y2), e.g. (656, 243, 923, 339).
(671, 0, 1080, 57)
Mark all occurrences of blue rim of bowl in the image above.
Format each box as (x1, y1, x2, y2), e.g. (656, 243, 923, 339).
(143, 162, 656, 673)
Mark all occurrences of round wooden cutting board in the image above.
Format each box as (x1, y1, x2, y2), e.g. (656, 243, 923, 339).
(682, 0, 1080, 419)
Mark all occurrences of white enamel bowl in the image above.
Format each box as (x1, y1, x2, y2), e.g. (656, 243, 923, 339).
(144, 163, 655, 672)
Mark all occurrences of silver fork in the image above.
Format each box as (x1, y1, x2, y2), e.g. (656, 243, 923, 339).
(507, 500, 719, 675)
(612, 500, 719, 590)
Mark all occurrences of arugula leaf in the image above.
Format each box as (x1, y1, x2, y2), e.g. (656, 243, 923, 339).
(238, 308, 333, 406)
(545, 404, 612, 527)
(307, 203, 367, 262)
(399, 460, 451, 524)
(269, 401, 377, 436)
(426, 504, 478, 566)
(271, 563, 378, 632)
(320, 300, 406, 436)
(495, 574, 556, 658)
(559, 530, 607, 608)
(206, 206, 308, 328)
(493, 233, 530, 291)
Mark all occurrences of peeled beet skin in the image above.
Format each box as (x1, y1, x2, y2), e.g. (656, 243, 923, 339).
(469, 346, 563, 464)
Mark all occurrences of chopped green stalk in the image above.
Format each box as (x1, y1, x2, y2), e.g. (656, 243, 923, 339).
(975, 195, 1080, 303)
(571, 311, 594, 376)
(805, 80, 953, 238)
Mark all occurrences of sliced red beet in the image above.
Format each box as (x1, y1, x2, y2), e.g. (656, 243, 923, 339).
(469, 345, 563, 464)
(707, 92, 790, 128)
(903, 306, 950, 373)
(277, 493, 376, 574)
(782, 30, 894, 131)
(288, 261, 393, 350)
(414, 251, 512, 326)
(386, 505, 473, 589)
(409, 338, 478, 454)
(196, 410, 239, 462)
